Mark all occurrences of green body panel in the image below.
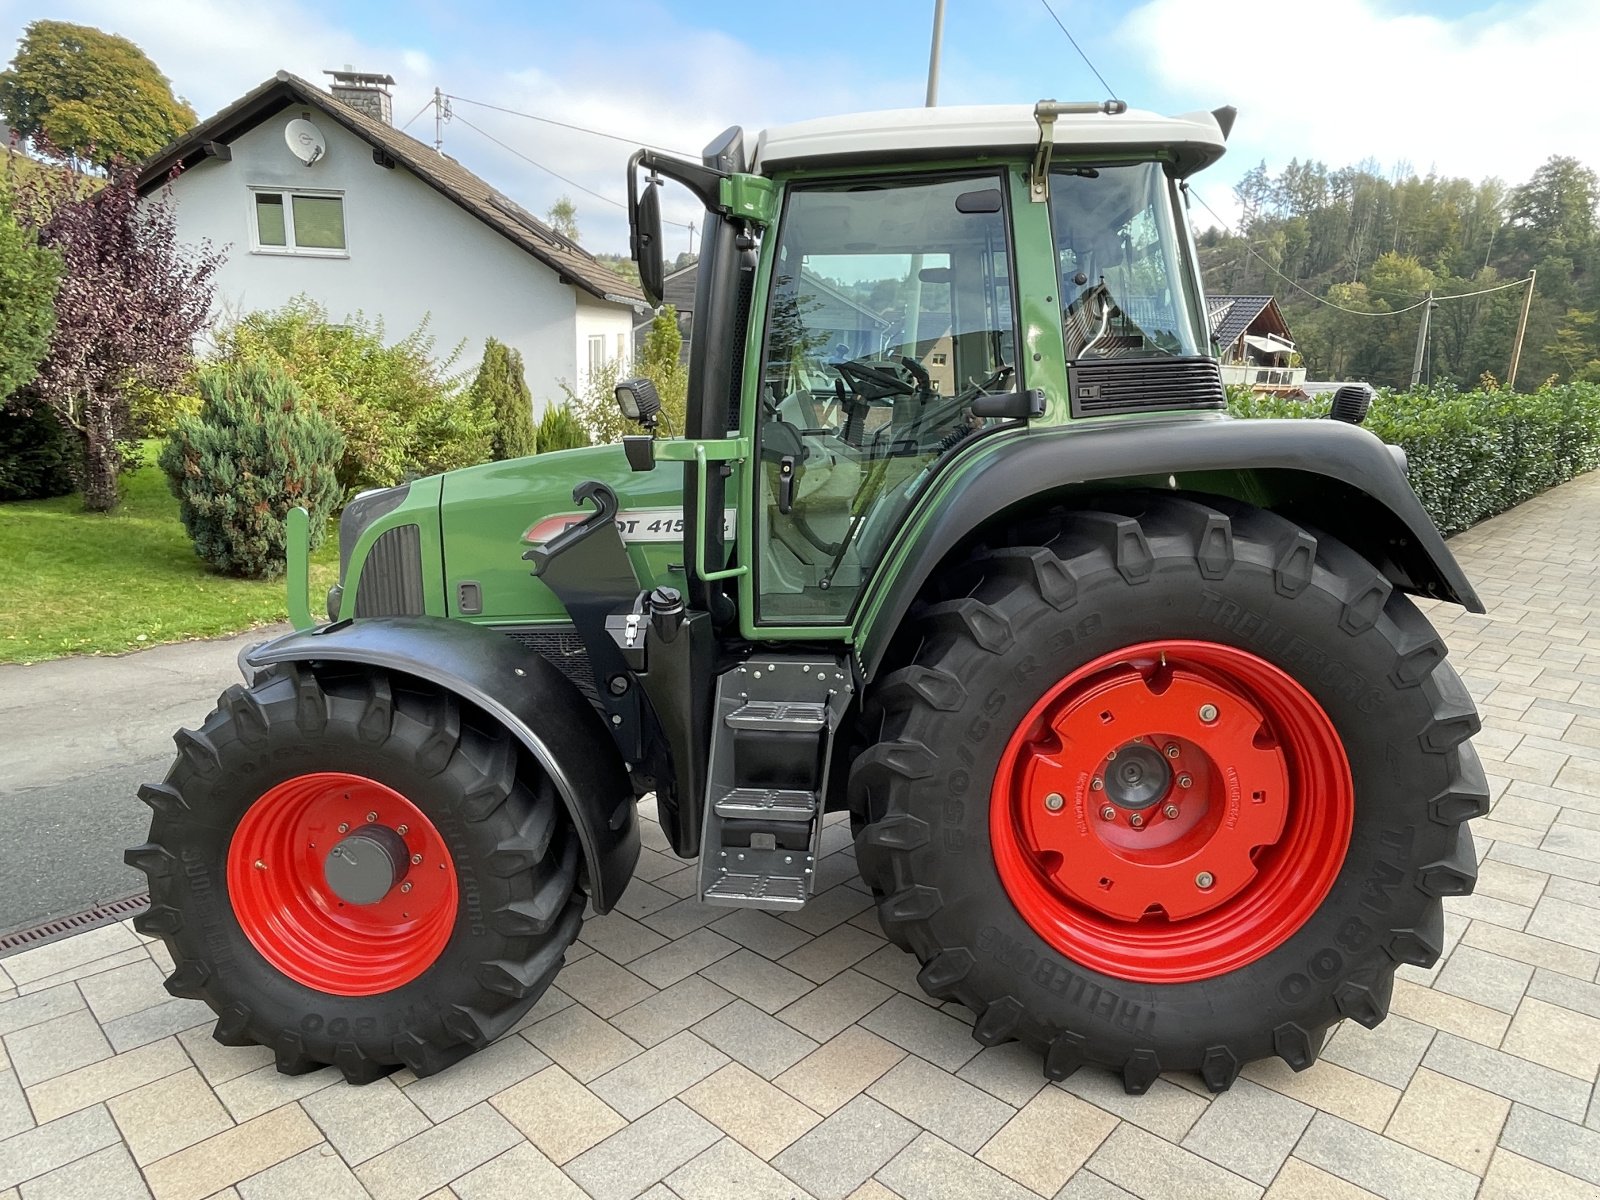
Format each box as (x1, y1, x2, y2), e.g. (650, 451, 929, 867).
(437, 445, 688, 625)
(336, 477, 445, 622)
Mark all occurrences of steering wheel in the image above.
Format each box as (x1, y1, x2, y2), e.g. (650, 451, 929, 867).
(835, 358, 917, 402)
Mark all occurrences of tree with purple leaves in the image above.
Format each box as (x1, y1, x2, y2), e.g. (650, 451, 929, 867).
(12, 148, 223, 511)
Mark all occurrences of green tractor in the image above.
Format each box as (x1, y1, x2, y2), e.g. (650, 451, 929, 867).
(129, 99, 1487, 1095)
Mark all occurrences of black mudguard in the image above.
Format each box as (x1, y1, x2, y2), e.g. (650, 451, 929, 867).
(858, 416, 1484, 680)
(245, 616, 639, 912)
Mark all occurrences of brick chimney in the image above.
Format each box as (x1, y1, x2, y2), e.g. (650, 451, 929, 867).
(323, 66, 395, 125)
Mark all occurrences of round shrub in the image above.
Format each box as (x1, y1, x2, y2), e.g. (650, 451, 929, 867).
(160, 362, 344, 579)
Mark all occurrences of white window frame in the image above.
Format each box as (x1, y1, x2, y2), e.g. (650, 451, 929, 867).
(249, 187, 349, 258)
(587, 334, 607, 377)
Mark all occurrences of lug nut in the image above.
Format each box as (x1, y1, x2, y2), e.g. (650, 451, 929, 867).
(1196, 871, 1215, 889)
(1177, 773, 1193, 788)
(1129, 813, 1145, 829)
(400, 882, 412, 893)
(337, 822, 349, 834)
(1165, 743, 1180, 758)
(1106, 749, 1117, 761)
(1090, 777, 1104, 791)
(396, 824, 408, 835)
(366, 811, 378, 822)
(253, 859, 266, 871)
(410, 853, 423, 865)
(1044, 792, 1065, 812)
(1162, 804, 1180, 819)
(1100, 805, 1117, 821)
(1198, 704, 1218, 724)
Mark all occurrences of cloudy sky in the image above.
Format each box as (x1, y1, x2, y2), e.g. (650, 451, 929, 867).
(3, 0, 1593, 254)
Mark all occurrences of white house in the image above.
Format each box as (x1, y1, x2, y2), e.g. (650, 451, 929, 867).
(136, 70, 644, 413)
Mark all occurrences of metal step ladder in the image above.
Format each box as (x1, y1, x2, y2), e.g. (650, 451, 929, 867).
(698, 657, 853, 910)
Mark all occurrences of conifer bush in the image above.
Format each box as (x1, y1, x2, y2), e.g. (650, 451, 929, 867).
(471, 338, 536, 460)
(536, 401, 590, 453)
(160, 362, 344, 579)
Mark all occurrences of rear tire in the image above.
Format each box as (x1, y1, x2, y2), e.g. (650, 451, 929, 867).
(126, 663, 583, 1082)
(851, 494, 1486, 1093)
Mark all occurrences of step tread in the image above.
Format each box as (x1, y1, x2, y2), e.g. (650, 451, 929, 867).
(715, 788, 818, 821)
(726, 700, 828, 731)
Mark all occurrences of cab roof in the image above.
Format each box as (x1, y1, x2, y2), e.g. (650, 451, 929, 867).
(750, 103, 1230, 178)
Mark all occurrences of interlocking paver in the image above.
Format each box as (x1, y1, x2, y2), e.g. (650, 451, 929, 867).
(586, 1029, 728, 1120)
(300, 1076, 429, 1167)
(774, 1026, 906, 1116)
(1260, 1158, 1382, 1199)
(522, 1001, 644, 1082)
(680, 1063, 820, 1159)
(108, 1068, 234, 1167)
(563, 1100, 720, 1200)
(1056, 1070, 1209, 1143)
(0, 1105, 119, 1191)
(400, 1036, 549, 1122)
(1432, 945, 1534, 1013)
(857, 994, 980, 1073)
(667, 1136, 813, 1200)
(1502, 995, 1600, 1079)
(4, 1009, 111, 1086)
(707, 910, 811, 959)
(1087, 1124, 1260, 1200)
(1382, 1067, 1508, 1175)
(1240, 1057, 1401, 1133)
(690, 999, 818, 1080)
(448, 1141, 586, 1200)
(27, 1036, 188, 1123)
(15, 1143, 149, 1200)
(1181, 1077, 1314, 1186)
(1478, 1149, 1600, 1199)
(1294, 1112, 1479, 1200)
(141, 1103, 321, 1200)
(351, 1104, 522, 1200)
(1498, 1103, 1600, 1186)
(771, 1095, 918, 1200)
(214, 1063, 340, 1123)
(610, 975, 735, 1048)
(774, 970, 892, 1044)
(976, 1085, 1116, 1195)
(490, 1064, 624, 1164)
(235, 1144, 367, 1200)
(955, 1041, 1051, 1107)
(1320, 1014, 1435, 1090)
(865, 1054, 1014, 1154)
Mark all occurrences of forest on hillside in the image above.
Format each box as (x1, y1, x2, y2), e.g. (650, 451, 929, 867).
(1194, 154, 1599, 390)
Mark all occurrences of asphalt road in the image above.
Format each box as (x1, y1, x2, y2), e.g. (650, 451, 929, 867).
(0, 627, 288, 934)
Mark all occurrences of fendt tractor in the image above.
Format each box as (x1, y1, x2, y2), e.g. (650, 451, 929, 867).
(129, 99, 1488, 1096)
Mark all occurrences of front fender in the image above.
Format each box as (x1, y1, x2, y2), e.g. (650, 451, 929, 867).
(245, 616, 639, 912)
(855, 416, 1483, 680)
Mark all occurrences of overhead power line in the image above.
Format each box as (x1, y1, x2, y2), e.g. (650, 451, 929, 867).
(449, 111, 694, 230)
(1189, 189, 1531, 316)
(1037, 0, 1118, 99)
(444, 94, 694, 158)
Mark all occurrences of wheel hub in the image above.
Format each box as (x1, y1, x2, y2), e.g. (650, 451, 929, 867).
(1101, 741, 1170, 810)
(990, 639, 1355, 983)
(324, 824, 410, 905)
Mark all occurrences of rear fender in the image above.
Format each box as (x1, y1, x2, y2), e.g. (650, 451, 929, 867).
(855, 416, 1484, 680)
(245, 616, 639, 912)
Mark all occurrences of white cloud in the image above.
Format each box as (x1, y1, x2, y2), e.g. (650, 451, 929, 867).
(0, 1, 900, 254)
(1119, 0, 1597, 199)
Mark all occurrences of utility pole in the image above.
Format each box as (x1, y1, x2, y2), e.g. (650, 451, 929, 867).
(925, 0, 946, 107)
(1410, 291, 1434, 388)
(1507, 269, 1537, 391)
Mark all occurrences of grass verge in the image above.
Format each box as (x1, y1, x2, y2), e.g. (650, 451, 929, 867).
(0, 443, 338, 664)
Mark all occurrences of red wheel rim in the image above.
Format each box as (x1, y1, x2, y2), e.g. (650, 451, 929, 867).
(990, 640, 1353, 983)
(227, 772, 458, 996)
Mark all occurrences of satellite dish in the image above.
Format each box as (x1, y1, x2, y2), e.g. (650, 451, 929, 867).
(285, 118, 326, 166)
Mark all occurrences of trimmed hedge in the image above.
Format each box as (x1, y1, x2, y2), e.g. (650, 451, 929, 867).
(1228, 382, 1600, 535)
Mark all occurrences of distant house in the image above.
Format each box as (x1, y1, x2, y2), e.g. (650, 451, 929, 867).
(636, 260, 890, 366)
(1208, 295, 1305, 393)
(138, 69, 646, 415)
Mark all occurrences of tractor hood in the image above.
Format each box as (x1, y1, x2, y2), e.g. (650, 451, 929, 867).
(437, 442, 690, 625)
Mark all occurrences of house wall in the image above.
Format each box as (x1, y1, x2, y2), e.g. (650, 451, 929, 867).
(163, 111, 630, 415)
(574, 293, 635, 390)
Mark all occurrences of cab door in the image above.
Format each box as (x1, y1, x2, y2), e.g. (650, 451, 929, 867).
(746, 172, 1020, 629)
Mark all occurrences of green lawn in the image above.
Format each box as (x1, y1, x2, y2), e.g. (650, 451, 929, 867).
(0, 444, 338, 664)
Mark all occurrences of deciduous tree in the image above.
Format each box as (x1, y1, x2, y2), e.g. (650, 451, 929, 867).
(0, 21, 196, 167)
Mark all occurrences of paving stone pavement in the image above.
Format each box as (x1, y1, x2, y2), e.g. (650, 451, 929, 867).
(5, 471, 1600, 1199)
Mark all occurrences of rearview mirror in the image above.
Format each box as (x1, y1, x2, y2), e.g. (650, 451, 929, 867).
(634, 179, 664, 306)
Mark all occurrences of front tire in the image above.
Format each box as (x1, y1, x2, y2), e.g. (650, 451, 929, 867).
(851, 494, 1487, 1094)
(126, 663, 584, 1082)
